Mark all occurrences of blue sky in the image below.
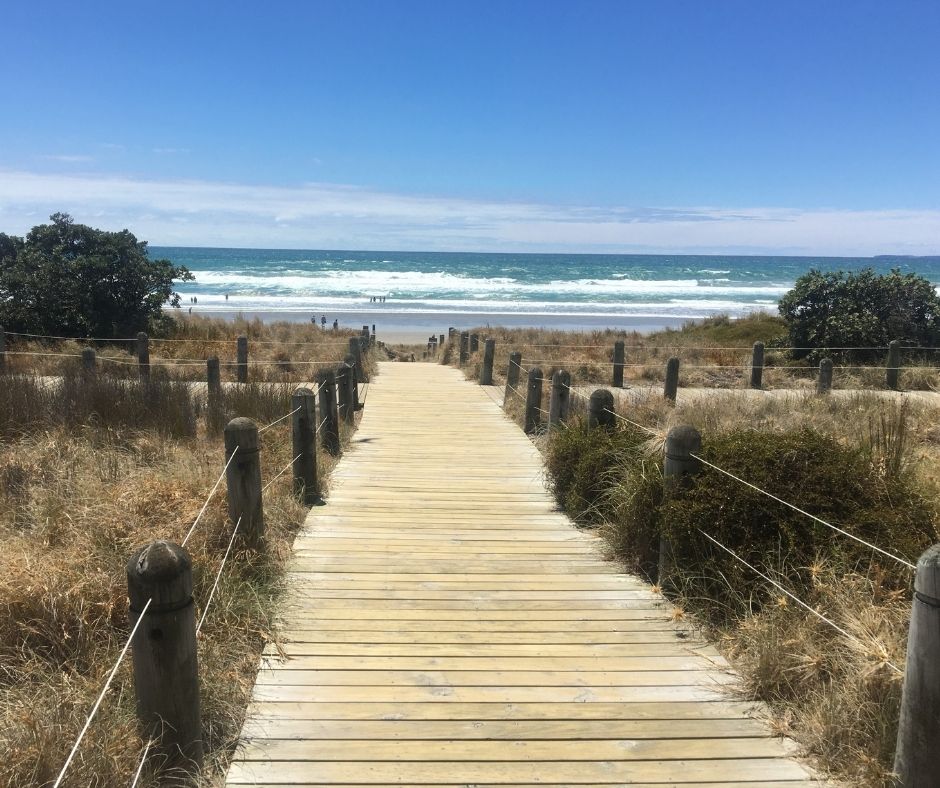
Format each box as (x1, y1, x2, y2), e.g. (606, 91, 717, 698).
(1, 0, 938, 253)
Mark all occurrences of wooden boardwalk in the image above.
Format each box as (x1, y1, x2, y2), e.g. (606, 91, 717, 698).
(227, 362, 817, 786)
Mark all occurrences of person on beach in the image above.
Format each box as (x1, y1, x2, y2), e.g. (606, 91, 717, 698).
(321, 315, 327, 329)
(332, 319, 339, 330)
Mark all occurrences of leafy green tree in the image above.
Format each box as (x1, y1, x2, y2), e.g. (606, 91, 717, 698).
(778, 268, 940, 361)
(0, 213, 192, 338)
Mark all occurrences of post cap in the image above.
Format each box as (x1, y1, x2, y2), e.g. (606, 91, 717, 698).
(126, 540, 193, 613)
(293, 386, 314, 397)
(915, 544, 940, 600)
(666, 425, 702, 456)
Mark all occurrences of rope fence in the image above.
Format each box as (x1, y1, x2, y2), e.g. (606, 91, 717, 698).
(697, 529, 904, 675)
(52, 598, 153, 788)
(196, 516, 243, 635)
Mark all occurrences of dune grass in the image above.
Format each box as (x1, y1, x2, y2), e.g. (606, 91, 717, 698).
(2, 313, 374, 383)
(0, 324, 368, 786)
(443, 314, 940, 391)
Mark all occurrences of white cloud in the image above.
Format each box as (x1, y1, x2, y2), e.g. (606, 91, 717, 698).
(0, 168, 937, 255)
(152, 147, 190, 155)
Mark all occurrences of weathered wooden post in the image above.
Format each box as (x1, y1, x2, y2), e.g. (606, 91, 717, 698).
(459, 332, 470, 363)
(236, 335, 248, 384)
(317, 370, 341, 456)
(660, 426, 702, 586)
(348, 335, 368, 382)
(548, 369, 571, 428)
(348, 355, 361, 412)
(480, 339, 496, 385)
(887, 339, 901, 391)
(223, 418, 264, 549)
(206, 357, 221, 410)
(137, 331, 150, 384)
(750, 341, 764, 389)
(371, 324, 376, 346)
(664, 357, 680, 402)
(338, 362, 356, 425)
(504, 352, 522, 402)
(81, 347, 97, 377)
(448, 327, 456, 341)
(589, 389, 615, 429)
(894, 544, 940, 787)
(817, 357, 833, 395)
(127, 540, 203, 776)
(470, 333, 479, 353)
(613, 341, 625, 388)
(0, 326, 6, 373)
(524, 367, 544, 435)
(291, 387, 320, 505)
(439, 334, 445, 347)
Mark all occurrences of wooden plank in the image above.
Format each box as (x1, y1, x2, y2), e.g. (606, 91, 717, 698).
(236, 737, 796, 761)
(239, 718, 773, 740)
(226, 758, 811, 784)
(242, 700, 764, 722)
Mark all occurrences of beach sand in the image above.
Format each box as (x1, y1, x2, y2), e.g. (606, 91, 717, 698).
(181, 309, 692, 345)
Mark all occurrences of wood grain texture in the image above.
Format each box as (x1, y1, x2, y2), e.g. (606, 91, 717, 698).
(226, 363, 817, 786)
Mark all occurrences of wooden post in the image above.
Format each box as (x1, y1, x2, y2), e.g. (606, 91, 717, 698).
(236, 335, 248, 384)
(459, 332, 469, 363)
(291, 387, 320, 505)
(223, 418, 264, 549)
(660, 426, 702, 586)
(0, 325, 6, 373)
(349, 336, 367, 383)
(887, 339, 901, 390)
(664, 357, 680, 402)
(206, 357, 221, 409)
(348, 354, 362, 412)
(613, 341, 625, 388)
(505, 352, 522, 402)
(317, 370, 341, 456)
(137, 331, 150, 384)
(81, 347, 97, 377)
(439, 334, 445, 347)
(817, 357, 833, 395)
(548, 369, 571, 428)
(894, 544, 940, 787)
(470, 333, 479, 353)
(371, 324, 376, 346)
(750, 341, 764, 389)
(126, 540, 203, 775)
(480, 338, 496, 385)
(338, 363, 356, 425)
(524, 367, 544, 435)
(589, 389, 615, 429)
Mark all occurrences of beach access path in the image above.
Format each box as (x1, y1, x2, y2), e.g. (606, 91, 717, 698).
(225, 362, 818, 786)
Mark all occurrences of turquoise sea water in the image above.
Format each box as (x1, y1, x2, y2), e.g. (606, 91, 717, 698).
(156, 247, 940, 325)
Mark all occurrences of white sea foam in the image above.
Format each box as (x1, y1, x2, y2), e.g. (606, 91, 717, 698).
(190, 269, 791, 300)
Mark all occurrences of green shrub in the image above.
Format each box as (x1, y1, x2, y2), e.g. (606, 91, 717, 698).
(545, 421, 651, 525)
(779, 268, 940, 363)
(626, 428, 935, 623)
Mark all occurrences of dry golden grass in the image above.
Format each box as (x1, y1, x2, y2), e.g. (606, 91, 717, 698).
(443, 316, 940, 392)
(0, 320, 367, 787)
(3, 313, 374, 383)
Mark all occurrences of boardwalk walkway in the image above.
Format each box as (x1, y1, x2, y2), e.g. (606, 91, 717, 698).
(226, 362, 816, 786)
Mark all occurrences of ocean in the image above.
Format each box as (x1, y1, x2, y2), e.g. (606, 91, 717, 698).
(154, 247, 940, 338)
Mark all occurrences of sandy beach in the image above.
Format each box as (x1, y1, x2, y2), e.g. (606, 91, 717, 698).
(179, 308, 693, 344)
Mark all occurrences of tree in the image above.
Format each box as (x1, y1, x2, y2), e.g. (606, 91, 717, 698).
(0, 213, 193, 338)
(778, 268, 940, 361)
